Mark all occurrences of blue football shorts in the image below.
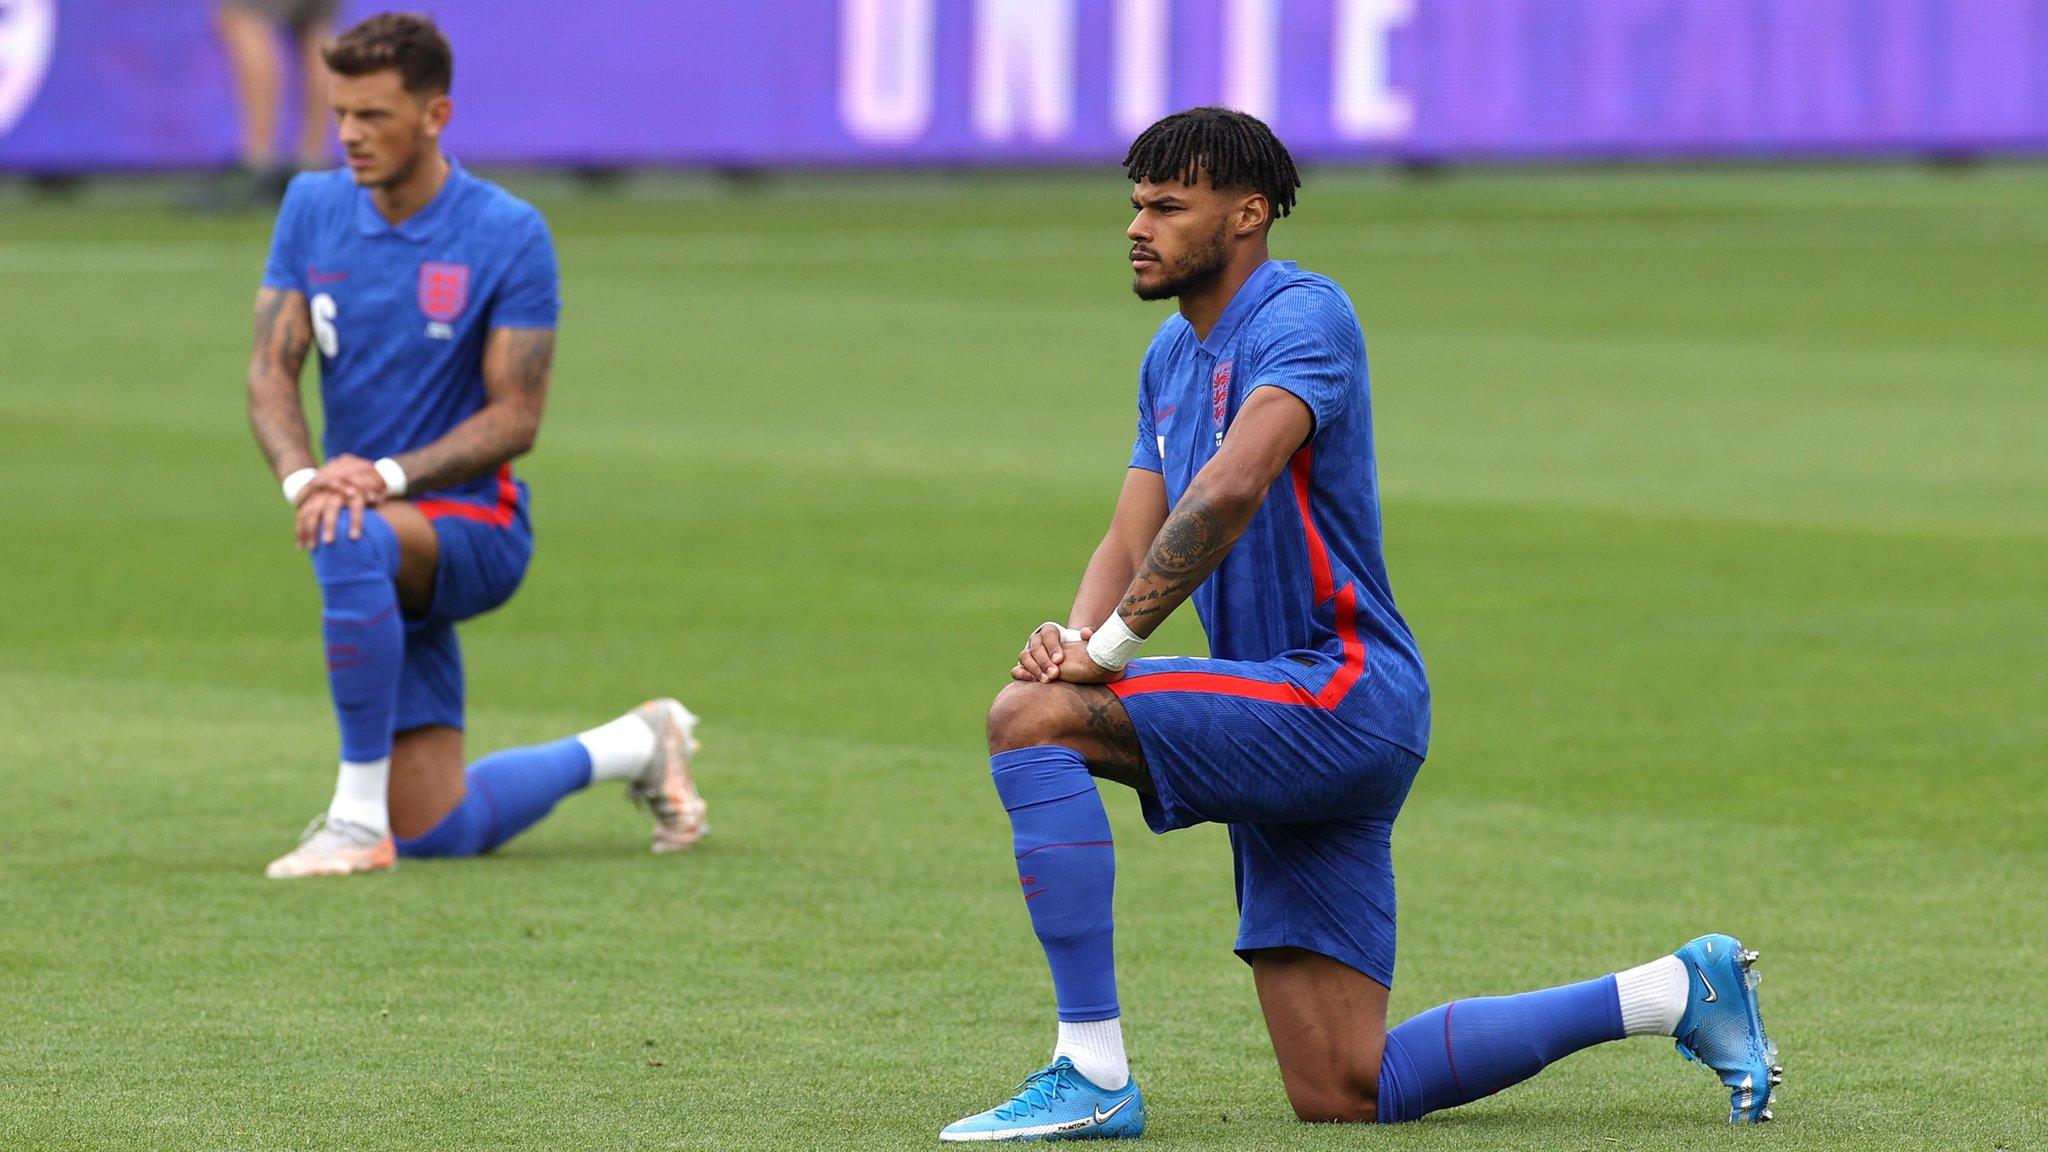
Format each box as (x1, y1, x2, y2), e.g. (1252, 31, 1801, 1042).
(1109, 650, 1424, 988)
(388, 486, 533, 733)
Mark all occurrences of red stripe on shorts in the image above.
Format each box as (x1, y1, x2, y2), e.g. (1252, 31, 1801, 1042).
(415, 464, 518, 527)
(1110, 446, 1367, 709)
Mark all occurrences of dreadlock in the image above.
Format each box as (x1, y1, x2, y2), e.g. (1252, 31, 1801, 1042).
(1122, 107, 1301, 220)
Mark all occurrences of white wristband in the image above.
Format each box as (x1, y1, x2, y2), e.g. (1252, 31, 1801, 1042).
(1086, 613, 1146, 672)
(281, 467, 317, 505)
(373, 457, 408, 498)
(1041, 621, 1084, 645)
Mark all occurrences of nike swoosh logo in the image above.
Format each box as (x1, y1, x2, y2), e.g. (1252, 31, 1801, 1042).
(308, 268, 349, 284)
(1092, 1096, 1133, 1125)
(1693, 961, 1718, 1003)
(1155, 405, 1177, 421)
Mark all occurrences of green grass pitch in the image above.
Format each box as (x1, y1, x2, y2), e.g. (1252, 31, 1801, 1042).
(1, 166, 2043, 1151)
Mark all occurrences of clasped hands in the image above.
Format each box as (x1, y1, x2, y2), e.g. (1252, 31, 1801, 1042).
(291, 453, 392, 550)
(1012, 621, 1119, 685)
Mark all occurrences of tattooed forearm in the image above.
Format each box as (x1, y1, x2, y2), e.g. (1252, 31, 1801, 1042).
(1148, 496, 1225, 575)
(391, 402, 537, 494)
(249, 395, 315, 476)
(1114, 475, 1259, 636)
(1104, 386, 1309, 639)
(246, 287, 316, 477)
(392, 328, 553, 494)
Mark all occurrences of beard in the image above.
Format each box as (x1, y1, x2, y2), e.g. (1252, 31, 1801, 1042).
(1132, 221, 1231, 301)
(357, 138, 426, 190)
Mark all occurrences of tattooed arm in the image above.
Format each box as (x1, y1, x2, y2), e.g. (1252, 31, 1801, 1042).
(1032, 389, 1313, 684)
(387, 326, 554, 494)
(1111, 388, 1312, 641)
(1038, 388, 1313, 683)
(1113, 387, 1314, 637)
(246, 287, 318, 480)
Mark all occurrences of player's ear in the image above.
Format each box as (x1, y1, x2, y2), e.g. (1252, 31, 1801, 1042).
(1235, 193, 1270, 237)
(422, 93, 452, 139)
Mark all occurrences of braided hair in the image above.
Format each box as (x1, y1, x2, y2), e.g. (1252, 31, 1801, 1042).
(1123, 107, 1300, 220)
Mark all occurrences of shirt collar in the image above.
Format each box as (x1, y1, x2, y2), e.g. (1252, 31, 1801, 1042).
(1196, 259, 1294, 356)
(355, 156, 466, 241)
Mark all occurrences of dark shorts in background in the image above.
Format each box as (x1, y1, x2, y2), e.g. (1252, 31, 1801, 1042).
(391, 499, 533, 733)
(1110, 651, 1424, 988)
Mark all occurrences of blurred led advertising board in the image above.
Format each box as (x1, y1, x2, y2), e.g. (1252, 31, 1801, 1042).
(4, 0, 2045, 171)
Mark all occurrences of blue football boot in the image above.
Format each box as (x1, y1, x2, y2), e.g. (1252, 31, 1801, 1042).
(1672, 934, 1782, 1123)
(940, 1057, 1145, 1142)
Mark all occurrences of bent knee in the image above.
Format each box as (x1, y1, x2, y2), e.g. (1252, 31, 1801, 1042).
(1282, 1063, 1379, 1125)
(310, 511, 399, 583)
(986, 682, 1071, 754)
(1286, 1083, 1378, 1125)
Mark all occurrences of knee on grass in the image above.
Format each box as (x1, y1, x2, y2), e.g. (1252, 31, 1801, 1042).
(1284, 1076, 1380, 1125)
(985, 682, 1077, 755)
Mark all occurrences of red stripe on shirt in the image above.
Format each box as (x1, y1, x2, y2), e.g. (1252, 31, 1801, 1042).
(1110, 445, 1367, 708)
(1292, 448, 1336, 602)
(414, 464, 518, 527)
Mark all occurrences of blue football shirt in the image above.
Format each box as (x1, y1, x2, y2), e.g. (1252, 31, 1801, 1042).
(260, 158, 560, 513)
(1127, 260, 1430, 755)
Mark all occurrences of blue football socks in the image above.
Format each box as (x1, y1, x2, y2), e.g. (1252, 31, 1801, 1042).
(1377, 975, 1626, 1123)
(991, 746, 1120, 1022)
(310, 511, 403, 764)
(396, 737, 594, 857)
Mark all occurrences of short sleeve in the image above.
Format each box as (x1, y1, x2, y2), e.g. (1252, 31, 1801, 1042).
(490, 214, 561, 329)
(1246, 286, 1363, 433)
(260, 177, 310, 294)
(1128, 353, 1163, 473)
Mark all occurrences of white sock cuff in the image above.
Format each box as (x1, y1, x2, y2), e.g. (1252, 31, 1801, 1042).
(1054, 1017, 1129, 1091)
(328, 757, 390, 834)
(1614, 954, 1689, 1037)
(577, 712, 659, 782)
